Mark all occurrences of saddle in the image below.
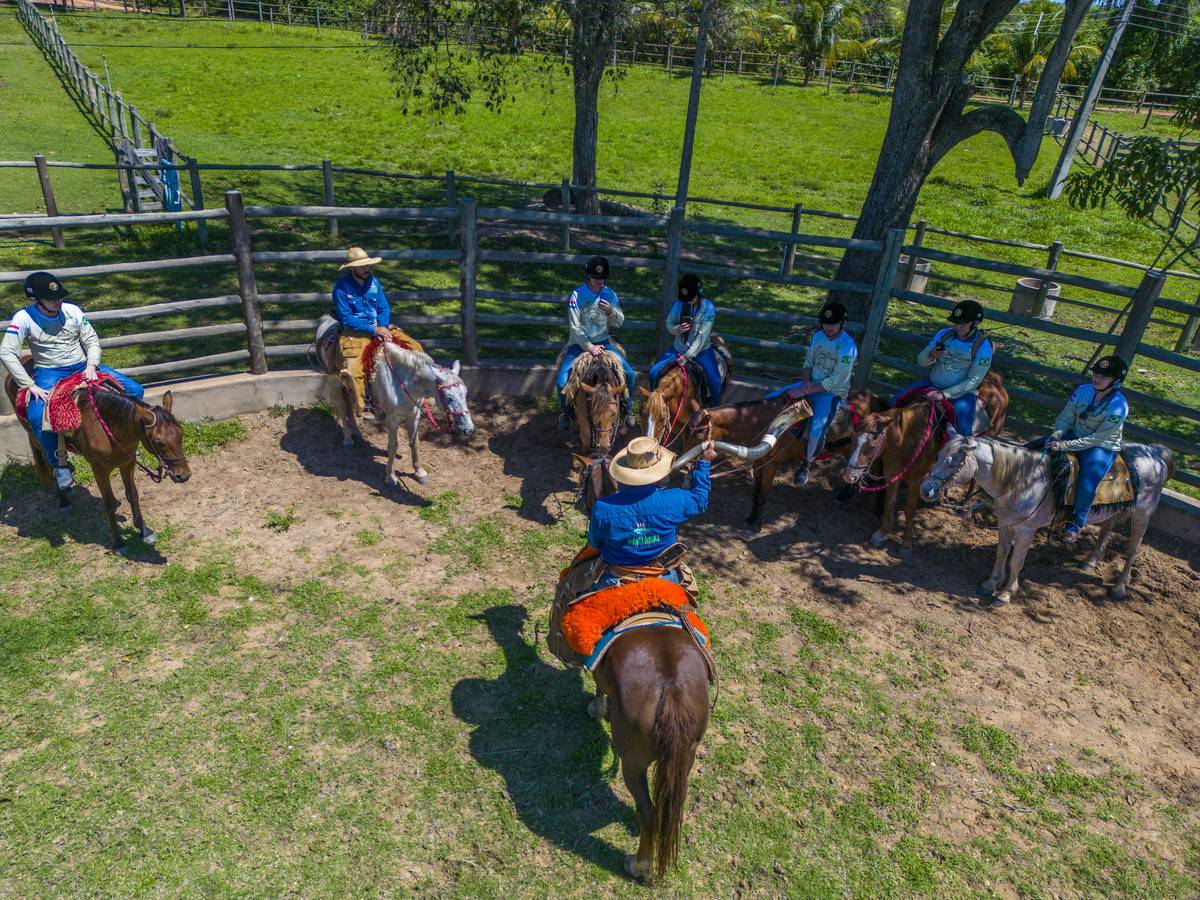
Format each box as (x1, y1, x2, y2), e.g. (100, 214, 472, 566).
(548, 543, 710, 677)
(686, 336, 732, 406)
(562, 345, 627, 404)
(1049, 449, 1139, 514)
(893, 386, 993, 438)
(15, 371, 123, 433)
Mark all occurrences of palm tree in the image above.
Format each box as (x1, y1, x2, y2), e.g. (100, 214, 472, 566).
(988, 0, 1100, 108)
(780, 0, 877, 84)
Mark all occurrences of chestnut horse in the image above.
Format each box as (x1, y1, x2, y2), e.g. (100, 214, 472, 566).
(588, 625, 710, 881)
(689, 391, 881, 534)
(640, 337, 729, 448)
(843, 372, 1008, 559)
(566, 352, 627, 457)
(4, 376, 191, 550)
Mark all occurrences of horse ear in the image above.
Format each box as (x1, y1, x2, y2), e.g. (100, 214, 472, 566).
(638, 385, 651, 398)
(161, 391, 173, 414)
(451, 360, 460, 376)
(571, 453, 589, 473)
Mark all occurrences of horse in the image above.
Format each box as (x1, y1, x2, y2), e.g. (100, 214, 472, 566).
(564, 350, 628, 457)
(573, 451, 617, 513)
(640, 337, 730, 448)
(842, 373, 1009, 560)
(588, 624, 710, 881)
(689, 390, 881, 535)
(332, 342, 474, 486)
(921, 432, 1174, 603)
(4, 375, 190, 551)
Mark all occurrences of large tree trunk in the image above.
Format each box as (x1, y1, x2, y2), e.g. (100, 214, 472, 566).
(567, 1, 622, 214)
(830, 0, 1091, 319)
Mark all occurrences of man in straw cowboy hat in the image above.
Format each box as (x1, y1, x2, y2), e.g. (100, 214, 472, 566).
(587, 436, 718, 590)
(332, 246, 424, 417)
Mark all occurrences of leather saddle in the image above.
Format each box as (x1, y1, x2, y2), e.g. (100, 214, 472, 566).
(1050, 450, 1139, 512)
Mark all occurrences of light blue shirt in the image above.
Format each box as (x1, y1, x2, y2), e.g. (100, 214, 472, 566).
(805, 329, 858, 399)
(918, 327, 993, 399)
(1053, 384, 1129, 452)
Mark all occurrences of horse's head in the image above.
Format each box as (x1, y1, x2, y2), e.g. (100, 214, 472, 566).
(573, 452, 616, 513)
(577, 374, 623, 455)
(920, 427, 976, 502)
(139, 391, 191, 483)
(433, 361, 475, 436)
(844, 411, 890, 485)
(639, 385, 670, 441)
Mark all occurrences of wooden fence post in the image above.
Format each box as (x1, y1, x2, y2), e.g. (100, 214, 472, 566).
(187, 156, 207, 248)
(225, 190, 268, 375)
(34, 154, 65, 249)
(657, 205, 686, 354)
(781, 202, 802, 275)
(322, 159, 338, 237)
(737, 49, 743, 74)
(667, 44, 673, 71)
(444, 169, 457, 240)
(1034, 240, 1063, 319)
(903, 219, 927, 292)
(854, 227, 906, 391)
(1114, 271, 1165, 364)
(458, 198, 478, 366)
(129, 106, 144, 148)
(773, 55, 781, 85)
(560, 177, 571, 250)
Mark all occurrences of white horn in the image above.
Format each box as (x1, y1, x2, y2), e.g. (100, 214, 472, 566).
(711, 400, 810, 461)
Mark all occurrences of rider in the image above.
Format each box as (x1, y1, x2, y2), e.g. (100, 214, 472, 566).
(0, 272, 144, 490)
(588, 436, 718, 590)
(332, 246, 422, 416)
(556, 255, 638, 430)
(647, 272, 723, 406)
(1029, 355, 1130, 544)
(764, 301, 858, 487)
(895, 299, 993, 435)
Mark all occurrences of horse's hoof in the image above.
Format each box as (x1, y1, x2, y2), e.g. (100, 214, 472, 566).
(586, 695, 607, 720)
(869, 531, 887, 549)
(1079, 561, 1097, 575)
(141, 530, 158, 546)
(415, 470, 429, 485)
(341, 435, 354, 447)
(991, 591, 1012, 606)
(115, 545, 129, 557)
(738, 525, 759, 540)
(1108, 585, 1128, 602)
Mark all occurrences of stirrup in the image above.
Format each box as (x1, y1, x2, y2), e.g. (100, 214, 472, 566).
(54, 465, 75, 491)
(1061, 524, 1081, 544)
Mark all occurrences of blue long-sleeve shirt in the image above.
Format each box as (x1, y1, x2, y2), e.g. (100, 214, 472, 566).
(333, 273, 391, 335)
(1052, 383, 1129, 452)
(587, 461, 711, 566)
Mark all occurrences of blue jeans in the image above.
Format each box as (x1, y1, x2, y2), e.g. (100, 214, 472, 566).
(894, 378, 978, 435)
(26, 362, 144, 465)
(765, 382, 841, 461)
(648, 347, 724, 406)
(1068, 438, 1117, 530)
(556, 341, 637, 414)
(592, 567, 683, 592)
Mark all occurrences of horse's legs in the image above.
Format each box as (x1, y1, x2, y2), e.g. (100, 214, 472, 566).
(93, 465, 124, 550)
(982, 525, 1012, 595)
(993, 527, 1035, 604)
(1081, 516, 1117, 574)
(622, 759, 656, 881)
(408, 410, 428, 484)
(118, 462, 155, 545)
(871, 480, 900, 548)
(896, 475, 923, 561)
(336, 373, 360, 446)
(383, 414, 400, 486)
(740, 461, 777, 537)
(1110, 510, 1150, 600)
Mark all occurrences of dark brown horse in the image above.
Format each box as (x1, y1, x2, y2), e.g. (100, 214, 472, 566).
(689, 390, 882, 534)
(589, 625, 710, 881)
(572, 451, 617, 513)
(843, 372, 1009, 559)
(5, 375, 191, 550)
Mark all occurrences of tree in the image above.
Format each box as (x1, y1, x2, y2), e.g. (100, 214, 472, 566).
(380, 0, 628, 213)
(986, 1, 1099, 108)
(830, 0, 1094, 316)
(780, 0, 877, 83)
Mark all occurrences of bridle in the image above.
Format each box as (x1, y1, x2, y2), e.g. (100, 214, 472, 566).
(846, 402, 942, 493)
(576, 455, 613, 507)
(86, 383, 186, 483)
(583, 383, 620, 455)
(657, 358, 690, 449)
(402, 368, 471, 433)
(922, 441, 974, 498)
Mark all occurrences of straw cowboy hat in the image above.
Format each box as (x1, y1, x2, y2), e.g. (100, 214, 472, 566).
(610, 436, 676, 486)
(339, 246, 383, 269)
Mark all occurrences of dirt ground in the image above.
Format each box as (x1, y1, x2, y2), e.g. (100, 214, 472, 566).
(27, 397, 1199, 862)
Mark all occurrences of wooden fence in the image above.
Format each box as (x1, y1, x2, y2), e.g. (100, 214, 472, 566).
(2, 192, 1198, 492)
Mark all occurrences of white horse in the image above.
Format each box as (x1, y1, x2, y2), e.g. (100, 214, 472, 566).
(331, 342, 475, 486)
(920, 429, 1173, 604)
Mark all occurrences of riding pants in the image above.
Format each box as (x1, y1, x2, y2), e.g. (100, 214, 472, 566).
(1026, 432, 1118, 530)
(26, 361, 144, 465)
(591, 567, 683, 592)
(556, 341, 636, 415)
(894, 378, 978, 435)
(648, 347, 724, 406)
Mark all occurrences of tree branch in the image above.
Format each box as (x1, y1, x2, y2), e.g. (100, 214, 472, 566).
(931, 102, 1027, 167)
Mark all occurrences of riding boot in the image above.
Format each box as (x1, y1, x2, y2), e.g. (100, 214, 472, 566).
(793, 464, 810, 487)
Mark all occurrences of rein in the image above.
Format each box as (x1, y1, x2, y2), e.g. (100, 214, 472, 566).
(851, 402, 940, 493)
(399, 365, 468, 433)
(85, 383, 182, 483)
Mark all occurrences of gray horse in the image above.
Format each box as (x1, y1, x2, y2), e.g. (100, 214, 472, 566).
(920, 428, 1173, 603)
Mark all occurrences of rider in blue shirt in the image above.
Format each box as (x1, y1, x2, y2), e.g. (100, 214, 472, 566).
(895, 299, 993, 435)
(1028, 355, 1130, 544)
(765, 301, 858, 487)
(588, 436, 717, 588)
(648, 273, 723, 405)
(556, 256, 638, 430)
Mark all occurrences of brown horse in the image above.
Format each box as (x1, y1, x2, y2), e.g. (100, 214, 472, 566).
(572, 451, 617, 513)
(565, 352, 628, 457)
(689, 390, 882, 534)
(589, 626, 710, 881)
(4, 376, 191, 550)
(843, 372, 1009, 559)
(640, 338, 729, 448)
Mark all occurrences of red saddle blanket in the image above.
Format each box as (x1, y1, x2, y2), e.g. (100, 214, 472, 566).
(15, 372, 122, 432)
(893, 386, 957, 436)
(359, 332, 424, 384)
(561, 576, 709, 657)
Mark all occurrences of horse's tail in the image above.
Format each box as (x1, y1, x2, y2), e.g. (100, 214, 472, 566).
(650, 679, 700, 880)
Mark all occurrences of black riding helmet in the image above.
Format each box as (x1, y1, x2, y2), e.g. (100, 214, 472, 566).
(677, 273, 702, 302)
(1091, 354, 1129, 383)
(948, 300, 984, 324)
(585, 256, 609, 281)
(24, 271, 69, 303)
(819, 301, 847, 325)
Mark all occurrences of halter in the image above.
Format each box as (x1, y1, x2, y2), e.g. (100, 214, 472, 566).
(85, 383, 185, 483)
(847, 402, 941, 493)
(401, 367, 470, 433)
(922, 440, 973, 497)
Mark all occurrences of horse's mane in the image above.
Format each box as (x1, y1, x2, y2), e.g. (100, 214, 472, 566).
(645, 387, 670, 430)
(91, 386, 172, 424)
(381, 341, 436, 375)
(564, 350, 625, 401)
(984, 438, 1045, 493)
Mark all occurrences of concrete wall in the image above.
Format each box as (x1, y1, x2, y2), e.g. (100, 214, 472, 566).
(2, 366, 1198, 545)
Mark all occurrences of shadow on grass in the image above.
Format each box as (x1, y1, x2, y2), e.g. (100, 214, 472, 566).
(451, 603, 634, 878)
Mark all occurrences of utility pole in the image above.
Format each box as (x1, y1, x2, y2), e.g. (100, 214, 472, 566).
(1048, 0, 1136, 199)
(673, 0, 713, 210)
